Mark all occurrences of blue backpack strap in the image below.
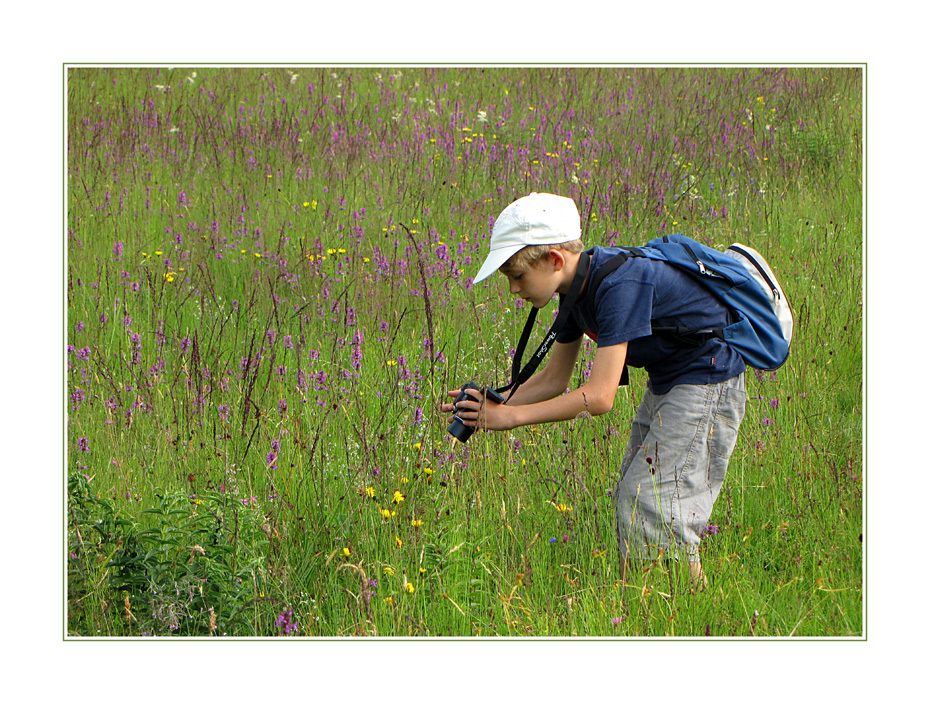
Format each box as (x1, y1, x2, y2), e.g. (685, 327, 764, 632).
(588, 247, 646, 294)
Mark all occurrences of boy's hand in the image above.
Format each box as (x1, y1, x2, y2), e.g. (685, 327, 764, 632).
(441, 387, 514, 431)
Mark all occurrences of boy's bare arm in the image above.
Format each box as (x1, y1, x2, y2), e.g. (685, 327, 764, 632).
(455, 342, 628, 431)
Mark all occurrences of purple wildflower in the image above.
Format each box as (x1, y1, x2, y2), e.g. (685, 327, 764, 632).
(70, 387, 85, 410)
(275, 609, 298, 635)
(350, 329, 364, 374)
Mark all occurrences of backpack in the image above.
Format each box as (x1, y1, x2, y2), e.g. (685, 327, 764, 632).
(588, 234, 793, 371)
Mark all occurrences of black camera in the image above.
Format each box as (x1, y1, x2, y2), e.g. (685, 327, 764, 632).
(447, 382, 505, 443)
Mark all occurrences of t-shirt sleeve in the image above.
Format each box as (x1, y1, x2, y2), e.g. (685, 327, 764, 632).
(592, 276, 655, 347)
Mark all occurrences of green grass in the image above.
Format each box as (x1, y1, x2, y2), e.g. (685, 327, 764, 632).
(65, 65, 863, 638)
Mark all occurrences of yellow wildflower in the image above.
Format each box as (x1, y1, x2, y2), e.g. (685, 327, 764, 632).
(411, 519, 423, 527)
(392, 490, 405, 505)
(342, 547, 351, 557)
(405, 582, 415, 594)
(365, 487, 376, 498)
(395, 536, 403, 549)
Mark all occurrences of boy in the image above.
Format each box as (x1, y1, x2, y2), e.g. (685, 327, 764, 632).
(441, 192, 747, 586)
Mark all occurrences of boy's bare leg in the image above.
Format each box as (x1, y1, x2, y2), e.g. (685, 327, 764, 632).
(688, 559, 708, 591)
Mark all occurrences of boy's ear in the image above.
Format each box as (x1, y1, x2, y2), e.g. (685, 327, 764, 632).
(549, 248, 566, 272)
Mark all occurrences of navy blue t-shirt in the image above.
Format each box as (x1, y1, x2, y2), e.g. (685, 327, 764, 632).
(556, 246, 745, 394)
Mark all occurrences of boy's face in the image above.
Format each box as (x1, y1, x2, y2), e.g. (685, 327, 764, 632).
(500, 253, 563, 309)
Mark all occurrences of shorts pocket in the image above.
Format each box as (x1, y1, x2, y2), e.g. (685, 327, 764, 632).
(710, 385, 746, 459)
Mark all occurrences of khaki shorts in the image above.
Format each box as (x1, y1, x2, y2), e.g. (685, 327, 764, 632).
(613, 374, 747, 562)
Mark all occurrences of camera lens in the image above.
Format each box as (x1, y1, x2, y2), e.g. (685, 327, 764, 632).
(447, 416, 475, 443)
(447, 382, 481, 443)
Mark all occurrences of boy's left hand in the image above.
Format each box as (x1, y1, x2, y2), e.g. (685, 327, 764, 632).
(441, 387, 515, 431)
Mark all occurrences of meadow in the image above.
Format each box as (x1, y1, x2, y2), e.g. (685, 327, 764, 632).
(65, 65, 863, 638)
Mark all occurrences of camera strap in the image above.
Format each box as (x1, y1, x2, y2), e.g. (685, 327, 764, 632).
(495, 252, 591, 402)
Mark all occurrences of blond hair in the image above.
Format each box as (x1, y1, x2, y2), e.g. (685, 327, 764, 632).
(500, 240, 584, 273)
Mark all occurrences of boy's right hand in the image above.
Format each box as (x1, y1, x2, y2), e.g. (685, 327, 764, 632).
(440, 387, 514, 431)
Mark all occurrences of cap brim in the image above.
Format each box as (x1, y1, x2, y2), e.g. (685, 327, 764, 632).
(472, 244, 524, 284)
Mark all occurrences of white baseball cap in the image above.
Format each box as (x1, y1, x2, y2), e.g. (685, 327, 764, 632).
(473, 192, 582, 284)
